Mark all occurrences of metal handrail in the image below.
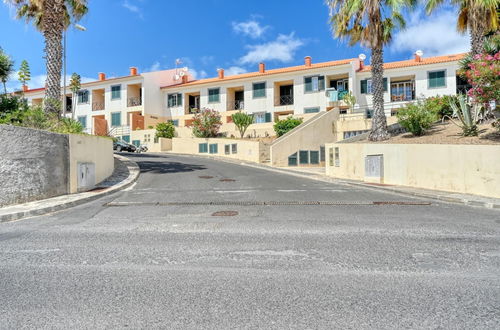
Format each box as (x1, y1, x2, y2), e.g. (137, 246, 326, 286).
(92, 102, 104, 111)
(233, 100, 244, 110)
(279, 95, 293, 106)
(127, 97, 142, 107)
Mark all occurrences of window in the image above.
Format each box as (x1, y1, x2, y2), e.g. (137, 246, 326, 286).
(122, 135, 130, 143)
(169, 119, 179, 127)
(310, 151, 319, 164)
(360, 78, 388, 94)
(288, 152, 298, 166)
(304, 75, 325, 92)
(111, 85, 121, 100)
(253, 82, 266, 98)
(320, 146, 325, 162)
(343, 130, 368, 139)
(299, 150, 309, 164)
(391, 81, 415, 101)
(132, 140, 141, 147)
(167, 93, 183, 107)
(231, 143, 237, 154)
(144, 134, 151, 143)
(111, 112, 121, 127)
(254, 112, 272, 123)
(199, 143, 208, 153)
(209, 143, 218, 154)
(225, 144, 230, 155)
(428, 70, 446, 88)
(329, 147, 334, 166)
(304, 107, 320, 114)
(208, 88, 220, 103)
(334, 147, 340, 167)
(365, 109, 372, 119)
(77, 90, 89, 104)
(77, 116, 87, 128)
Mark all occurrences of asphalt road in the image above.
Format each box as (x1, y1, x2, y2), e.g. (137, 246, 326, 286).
(1, 153, 499, 329)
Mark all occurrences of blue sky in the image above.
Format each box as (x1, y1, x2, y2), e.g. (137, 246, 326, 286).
(1, 0, 469, 91)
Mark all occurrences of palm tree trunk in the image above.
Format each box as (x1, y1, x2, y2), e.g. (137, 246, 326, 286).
(42, 0, 65, 115)
(470, 26, 485, 55)
(2, 81, 6, 94)
(368, 45, 389, 141)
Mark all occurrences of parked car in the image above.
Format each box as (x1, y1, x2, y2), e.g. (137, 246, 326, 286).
(113, 140, 136, 152)
(136, 145, 148, 153)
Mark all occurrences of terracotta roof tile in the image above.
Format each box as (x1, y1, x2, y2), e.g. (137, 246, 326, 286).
(359, 53, 466, 72)
(161, 58, 356, 89)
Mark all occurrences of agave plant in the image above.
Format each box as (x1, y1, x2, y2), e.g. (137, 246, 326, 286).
(448, 95, 482, 136)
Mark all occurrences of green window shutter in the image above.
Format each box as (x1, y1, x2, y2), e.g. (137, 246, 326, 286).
(299, 150, 309, 164)
(310, 151, 319, 164)
(383, 78, 388, 92)
(111, 112, 121, 127)
(265, 112, 272, 122)
(360, 80, 367, 94)
(253, 83, 266, 98)
(304, 77, 312, 92)
(319, 76, 325, 91)
(177, 93, 183, 106)
(122, 135, 130, 143)
(77, 116, 86, 128)
(111, 85, 121, 99)
(288, 152, 298, 166)
(199, 143, 208, 153)
(132, 140, 141, 147)
(208, 88, 220, 103)
(304, 107, 320, 114)
(209, 143, 218, 154)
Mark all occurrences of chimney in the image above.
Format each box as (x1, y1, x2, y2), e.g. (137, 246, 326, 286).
(22, 85, 28, 92)
(218, 68, 224, 79)
(181, 75, 188, 84)
(304, 56, 312, 67)
(414, 50, 423, 62)
(98, 72, 106, 81)
(359, 60, 364, 70)
(259, 62, 265, 73)
(129, 67, 138, 76)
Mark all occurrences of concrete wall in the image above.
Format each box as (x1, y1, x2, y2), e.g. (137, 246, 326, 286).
(68, 134, 114, 193)
(270, 110, 340, 167)
(325, 142, 500, 198)
(1, 125, 69, 207)
(171, 137, 265, 163)
(0, 125, 114, 207)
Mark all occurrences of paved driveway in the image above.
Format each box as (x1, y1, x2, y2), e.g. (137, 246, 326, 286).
(1, 153, 499, 329)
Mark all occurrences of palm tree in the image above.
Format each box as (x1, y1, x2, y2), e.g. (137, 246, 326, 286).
(327, 0, 415, 141)
(5, 0, 88, 114)
(426, 0, 499, 55)
(0, 48, 15, 94)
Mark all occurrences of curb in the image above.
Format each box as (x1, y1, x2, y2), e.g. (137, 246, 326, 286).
(163, 152, 500, 210)
(0, 155, 140, 223)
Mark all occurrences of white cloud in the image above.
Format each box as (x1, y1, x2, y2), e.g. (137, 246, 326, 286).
(200, 56, 214, 65)
(239, 33, 304, 64)
(225, 66, 247, 76)
(391, 10, 469, 57)
(232, 19, 269, 39)
(189, 68, 207, 80)
(5, 74, 95, 92)
(147, 61, 161, 72)
(122, 0, 143, 19)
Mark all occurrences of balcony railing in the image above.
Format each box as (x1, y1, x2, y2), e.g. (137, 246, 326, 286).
(65, 104, 72, 113)
(390, 93, 415, 102)
(233, 100, 244, 110)
(188, 107, 200, 114)
(92, 102, 104, 111)
(127, 97, 142, 107)
(279, 95, 294, 106)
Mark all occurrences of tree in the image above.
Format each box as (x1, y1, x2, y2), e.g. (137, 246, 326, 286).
(68, 72, 80, 118)
(327, 0, 415, 141)
(0, 48, 15, 94)
(155, 122, 175, 139)
(274, 116, 303, 137)
(426, 0, 499, 55)
(231, 111, 254, 138)
(190, 108, 222, 138)
(18, 59, 31, 90)
(6, 0, 88, 114)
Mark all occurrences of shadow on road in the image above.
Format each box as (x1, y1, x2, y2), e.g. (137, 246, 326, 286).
(137, 160, 206, 174)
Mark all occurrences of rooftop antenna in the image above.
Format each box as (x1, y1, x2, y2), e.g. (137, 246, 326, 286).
(174, 59, 188, 81)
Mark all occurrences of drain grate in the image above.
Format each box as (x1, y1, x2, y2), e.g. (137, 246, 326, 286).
(212, 210, 238, 216)
(198, 176, 214, 179)
(220, 178, 236, 182)
(105, 201, 431, 207)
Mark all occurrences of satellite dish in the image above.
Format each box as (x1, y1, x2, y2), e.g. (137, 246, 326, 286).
(415, 50, 424, 57)
(179, 71, 185, 77)
(174, 74, 180, 80)
(182, 67, 188, 72)
(358, 53, 367, 61)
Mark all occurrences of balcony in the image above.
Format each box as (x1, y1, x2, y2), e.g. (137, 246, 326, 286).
(279, 94, 294, 106)
(390, 78, 415, 102)
(227, 87, 244, 111)
(92, 102, 104, 111)
(127, 96, 142, 107)
(232, 100, 245, 110)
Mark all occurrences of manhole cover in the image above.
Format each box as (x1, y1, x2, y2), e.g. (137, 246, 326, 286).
(212, 211, 239, 216)
(220, 178, 236, 182)
(199, 176, 214, 179)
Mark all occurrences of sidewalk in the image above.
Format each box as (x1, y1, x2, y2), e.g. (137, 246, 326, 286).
(0, 155, 140, 223)
(168, 152, 500, 210)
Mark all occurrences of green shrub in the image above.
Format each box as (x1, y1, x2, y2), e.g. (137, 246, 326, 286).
(396, 102, 438, 136)
(273, 116, 303, 137)
(424, 95, 457, 119)
(191, 108, 222, 138)
(231, 111, 254, 138)
(0, 94, 28, 122)
(155, 121, 175, 139)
